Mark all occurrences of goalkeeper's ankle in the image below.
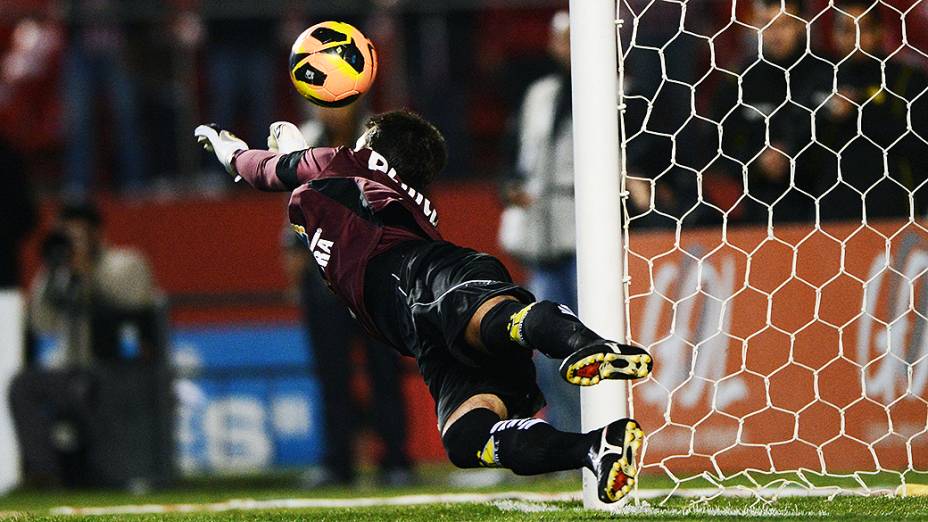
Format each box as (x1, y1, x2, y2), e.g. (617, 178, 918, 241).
(517, 300, 603, 359)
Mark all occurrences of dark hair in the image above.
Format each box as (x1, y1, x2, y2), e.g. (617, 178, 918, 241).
(364, 110, 447, 191)
(60, 199, 102, 228)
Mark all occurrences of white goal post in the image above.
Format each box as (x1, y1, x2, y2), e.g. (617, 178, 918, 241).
(567, 0, 629, 509)
(609, 0, 928, 504)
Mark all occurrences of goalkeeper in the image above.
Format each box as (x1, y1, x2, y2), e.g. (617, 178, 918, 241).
(195, 111, 653, 503)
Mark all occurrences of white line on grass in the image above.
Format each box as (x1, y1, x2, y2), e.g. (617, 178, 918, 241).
(491, 499, 560, 513)
(47, 487, 877, 517)
(49, 492, 580, 516)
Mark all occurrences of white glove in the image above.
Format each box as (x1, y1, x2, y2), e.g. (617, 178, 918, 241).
(194, 124, 249, 179)
(267, 121, 308, 154)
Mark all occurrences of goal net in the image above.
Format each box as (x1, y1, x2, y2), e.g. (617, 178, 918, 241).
(616, 0, 928, 499)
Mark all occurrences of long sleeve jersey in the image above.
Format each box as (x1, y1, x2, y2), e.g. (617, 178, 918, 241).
(233, 146, 442, 339)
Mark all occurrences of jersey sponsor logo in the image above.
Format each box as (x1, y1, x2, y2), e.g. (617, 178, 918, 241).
(290, 224, 334, 268)
(307, 226, 334, 269)
(367, 149, 439, 226)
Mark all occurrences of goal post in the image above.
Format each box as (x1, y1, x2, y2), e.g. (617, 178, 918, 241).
(615, 0, 928, 503)
(567, 0, 628, 509)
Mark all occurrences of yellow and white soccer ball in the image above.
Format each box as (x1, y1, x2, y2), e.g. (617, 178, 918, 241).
(288, 21, 378, 107)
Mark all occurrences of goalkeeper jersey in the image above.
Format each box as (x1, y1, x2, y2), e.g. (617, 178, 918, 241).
(233, 146, 442, 340)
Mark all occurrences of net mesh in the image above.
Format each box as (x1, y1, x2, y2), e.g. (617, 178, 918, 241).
(616, 0, 928, 499)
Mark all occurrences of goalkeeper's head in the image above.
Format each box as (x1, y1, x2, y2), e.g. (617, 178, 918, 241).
(356, 110, 448, 191)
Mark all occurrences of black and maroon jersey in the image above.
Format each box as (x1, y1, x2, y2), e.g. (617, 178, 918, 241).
(233, 146, 442, 338)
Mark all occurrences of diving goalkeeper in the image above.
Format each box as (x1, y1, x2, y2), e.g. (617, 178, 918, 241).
(195, 111, 654, 503)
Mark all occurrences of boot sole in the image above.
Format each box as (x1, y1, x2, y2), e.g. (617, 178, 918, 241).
(560, 343, 652, 385)
(598, 419, 644, 503)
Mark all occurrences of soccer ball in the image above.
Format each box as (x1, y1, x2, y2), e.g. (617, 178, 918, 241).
(288, 21, 378, 108)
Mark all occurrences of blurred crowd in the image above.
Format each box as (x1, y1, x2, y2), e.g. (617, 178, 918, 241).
(618, 0, 928, 228)
(0, 1, 583, 202)
(1, 0, 925, 226)
(0, 0, 521, 196)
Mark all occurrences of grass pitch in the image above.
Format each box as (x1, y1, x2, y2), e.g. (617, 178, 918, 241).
(2, 469, 927, 521)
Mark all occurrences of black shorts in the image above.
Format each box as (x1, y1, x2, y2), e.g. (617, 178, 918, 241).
(365, 240, 545, 430)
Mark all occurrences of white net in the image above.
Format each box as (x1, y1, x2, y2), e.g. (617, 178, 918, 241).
(617, 0, 928, 499)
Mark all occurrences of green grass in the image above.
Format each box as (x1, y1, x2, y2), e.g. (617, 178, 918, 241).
(0, 467, 576, 511)
(9, 497, 928, 521)
(2, 468, 927, 521)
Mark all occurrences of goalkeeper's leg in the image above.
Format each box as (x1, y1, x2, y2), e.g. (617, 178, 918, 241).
(441, 394, 643, 503)
(466, 297, 653, 385)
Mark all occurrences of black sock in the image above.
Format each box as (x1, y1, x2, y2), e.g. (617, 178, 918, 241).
(479, 300, 603, 359)
(489, 416, 598, 475)
(441, 408, 596, 475)
(479, 300, 528, 354)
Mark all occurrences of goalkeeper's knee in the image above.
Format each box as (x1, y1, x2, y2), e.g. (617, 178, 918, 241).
(441, 408, 500, 469)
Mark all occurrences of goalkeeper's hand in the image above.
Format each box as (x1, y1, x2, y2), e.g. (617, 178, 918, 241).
(267, 121, 308, 154)
(194, 124, 248, 179)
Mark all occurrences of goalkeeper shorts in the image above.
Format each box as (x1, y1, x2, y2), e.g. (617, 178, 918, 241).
(366, 240, 545, 430)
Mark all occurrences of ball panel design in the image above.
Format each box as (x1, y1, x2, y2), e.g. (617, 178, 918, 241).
(288, 21, 377, 107)
(290, 56, 327, 87)
(310, 25, 349, 45)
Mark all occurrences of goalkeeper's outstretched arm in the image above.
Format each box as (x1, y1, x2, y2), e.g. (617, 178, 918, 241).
(194, 122, 336, 192)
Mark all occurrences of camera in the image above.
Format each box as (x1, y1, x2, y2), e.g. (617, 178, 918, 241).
(41, 228, 74, 269)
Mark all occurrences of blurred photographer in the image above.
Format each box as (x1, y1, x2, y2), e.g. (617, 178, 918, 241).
(28, 201, 156, 365)
(10, 201, 163, 488)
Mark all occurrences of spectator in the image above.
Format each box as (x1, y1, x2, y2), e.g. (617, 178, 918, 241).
(711, 0, 829, 224)
(0, 16, 62, 191)
(10, 200, 160, 487)
(200, 9, 278, 186)
(621, 0, 712, 229)
(814, 1, 928, 221)
(26, 201, 156, 364)
(284, 104, 415, 488)
(60, 0, 147, 196)
(497, 11, 579, 432)
(297, 104, 364, 152)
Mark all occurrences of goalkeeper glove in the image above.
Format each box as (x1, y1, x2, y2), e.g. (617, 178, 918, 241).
(194, 124, 248, 179)
(267, 121, 309, 154)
